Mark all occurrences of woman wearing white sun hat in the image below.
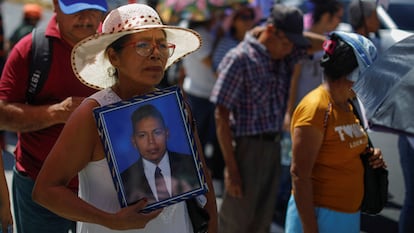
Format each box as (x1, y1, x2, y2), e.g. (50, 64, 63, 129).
(32, 3, 217, 233)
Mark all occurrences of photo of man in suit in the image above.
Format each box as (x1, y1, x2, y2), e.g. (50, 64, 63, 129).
(121, 104, 201, 205)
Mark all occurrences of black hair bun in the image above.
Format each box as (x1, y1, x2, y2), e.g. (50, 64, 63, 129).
(321, 35, 358, 80)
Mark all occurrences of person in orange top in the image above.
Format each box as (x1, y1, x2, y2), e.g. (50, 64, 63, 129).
(285, 31, 386, 233)
(9, 3, 43, 50)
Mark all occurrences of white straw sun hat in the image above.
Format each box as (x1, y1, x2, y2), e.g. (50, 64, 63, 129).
(72, 3, 201, 90)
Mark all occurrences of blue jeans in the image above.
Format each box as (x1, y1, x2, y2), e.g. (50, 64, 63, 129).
(12, 167, 76, 233)
(398, 135, 414, 233)
(285, 195, 360, 233)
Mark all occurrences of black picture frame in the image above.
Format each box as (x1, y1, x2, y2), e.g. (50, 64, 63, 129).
(93, 86, 207, 212)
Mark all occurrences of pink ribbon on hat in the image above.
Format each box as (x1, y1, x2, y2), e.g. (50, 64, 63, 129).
(323, 39, 337, 55)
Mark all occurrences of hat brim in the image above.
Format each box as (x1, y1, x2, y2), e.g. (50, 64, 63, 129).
(72, 26, 201, 90)
(58, 0, 107, 14)
(285, 32, 310, 47)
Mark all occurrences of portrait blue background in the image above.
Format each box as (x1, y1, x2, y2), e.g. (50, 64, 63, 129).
(98, 92, 194, 173)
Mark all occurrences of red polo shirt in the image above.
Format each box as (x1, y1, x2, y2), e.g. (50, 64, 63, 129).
(0, 14, 97, 191)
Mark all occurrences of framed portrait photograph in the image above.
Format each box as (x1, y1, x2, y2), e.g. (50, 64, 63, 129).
(93, 86, 208, 212)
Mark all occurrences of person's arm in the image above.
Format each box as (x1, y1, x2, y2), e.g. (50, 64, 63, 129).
(0, 97, 85, 132)
(215, 104, 242, 198)
(303, 31, 326, 55)
(0, 37, 86, 132)
(283, 63, 302, 131)
(0, 151, 13, 232)
(290, 125, 323, 233)
(32, 99, 160, 230)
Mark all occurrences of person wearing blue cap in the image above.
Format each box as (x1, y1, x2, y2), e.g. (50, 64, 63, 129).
(285, 31, 385, 233)
(0, 0, 107, 233)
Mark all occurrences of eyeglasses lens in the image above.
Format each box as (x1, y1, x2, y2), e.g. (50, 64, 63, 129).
(135, 41, 175, 58)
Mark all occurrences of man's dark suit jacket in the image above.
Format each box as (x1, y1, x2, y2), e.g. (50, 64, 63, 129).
(120, 151, 200, 205)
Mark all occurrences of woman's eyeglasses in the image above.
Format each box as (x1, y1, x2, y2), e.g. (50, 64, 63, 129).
(123, 41, 176, 58)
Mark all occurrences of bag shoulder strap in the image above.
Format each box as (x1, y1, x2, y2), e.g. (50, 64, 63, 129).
(348, 98, 374, 148)
(27, 27, 53, 104)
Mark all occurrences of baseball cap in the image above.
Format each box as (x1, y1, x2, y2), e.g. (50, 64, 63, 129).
(267, 4, 309, 47)
(58, 0, 108, 14)
(348, 0, 377, 29)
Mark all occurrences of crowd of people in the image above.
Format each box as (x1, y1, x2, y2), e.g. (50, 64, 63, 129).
(0, 0, 412, 233)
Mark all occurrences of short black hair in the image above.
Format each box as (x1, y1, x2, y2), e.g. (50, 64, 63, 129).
(309, 0, 343, 25)
(131, 104, 166, 133)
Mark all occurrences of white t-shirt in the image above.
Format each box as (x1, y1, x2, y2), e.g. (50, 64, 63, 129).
(182, 26, 216, 98)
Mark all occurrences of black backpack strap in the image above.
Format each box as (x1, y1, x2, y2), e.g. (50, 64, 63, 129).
(27, 27, 52, 104)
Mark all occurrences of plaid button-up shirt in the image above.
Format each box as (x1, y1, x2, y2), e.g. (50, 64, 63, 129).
(210, 32, 306, 137)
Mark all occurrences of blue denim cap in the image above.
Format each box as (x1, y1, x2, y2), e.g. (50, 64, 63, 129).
(58, 0, 108, 14)
(331, 31, 377, 82)
(348, 0, 377, 29)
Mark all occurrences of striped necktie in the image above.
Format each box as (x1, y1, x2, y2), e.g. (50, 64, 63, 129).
(155, 166, 170, 201)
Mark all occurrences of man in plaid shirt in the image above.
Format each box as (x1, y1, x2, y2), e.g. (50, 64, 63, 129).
(210, 4, 324, 233)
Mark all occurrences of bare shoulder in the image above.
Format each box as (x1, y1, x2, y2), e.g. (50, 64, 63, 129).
(70, 98, 100, 121)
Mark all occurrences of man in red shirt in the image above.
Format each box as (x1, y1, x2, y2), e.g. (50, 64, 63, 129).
(0, 1, 107, 232)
